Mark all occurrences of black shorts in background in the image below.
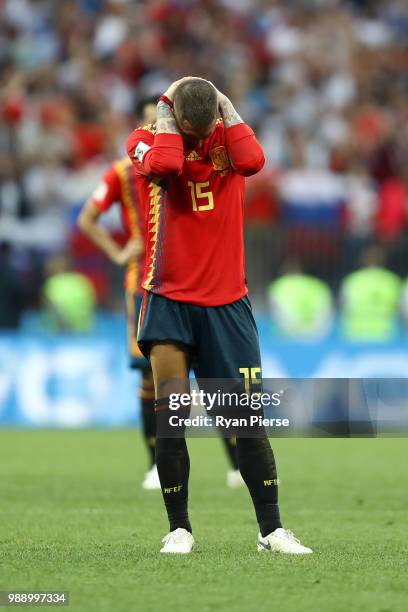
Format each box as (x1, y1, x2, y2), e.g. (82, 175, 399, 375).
(126, 291, 150, 370)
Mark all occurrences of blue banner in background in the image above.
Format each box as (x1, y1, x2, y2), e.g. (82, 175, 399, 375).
(0, 315, 136, 427)
(1, 315, 408, 427)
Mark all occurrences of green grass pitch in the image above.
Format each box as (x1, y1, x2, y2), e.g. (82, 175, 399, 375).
(1, 431, 407, 612)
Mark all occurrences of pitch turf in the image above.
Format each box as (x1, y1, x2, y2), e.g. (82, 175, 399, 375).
(1, 432, 407, 612)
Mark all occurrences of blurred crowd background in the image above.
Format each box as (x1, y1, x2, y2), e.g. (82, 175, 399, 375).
(1, 0, 407, 340)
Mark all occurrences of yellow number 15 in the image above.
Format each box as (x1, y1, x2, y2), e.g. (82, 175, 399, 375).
(188, 181, 214, 211)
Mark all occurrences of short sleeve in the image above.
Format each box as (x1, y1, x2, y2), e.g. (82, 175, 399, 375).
(89, 166, 121, 212)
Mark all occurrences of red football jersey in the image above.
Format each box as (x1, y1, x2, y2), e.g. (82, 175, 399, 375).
(126, 120, 264, 306)
(89, 157, 145, 293)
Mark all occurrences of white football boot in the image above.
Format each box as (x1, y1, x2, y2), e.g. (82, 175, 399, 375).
(141, 465, 161, 490)
(257, 528, 313, 554)
(226, 469, 245, 489)
(160, 528, 194, 554)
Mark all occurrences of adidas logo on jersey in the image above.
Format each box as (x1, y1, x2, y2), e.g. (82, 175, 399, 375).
(186, 151, 202, 161)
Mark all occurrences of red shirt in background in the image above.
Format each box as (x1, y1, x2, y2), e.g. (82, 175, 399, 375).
(375, 178, 408, 242)
(245, 167, 280, 224)
(127, 120, 265, 306)
(89, 158, 146, 294)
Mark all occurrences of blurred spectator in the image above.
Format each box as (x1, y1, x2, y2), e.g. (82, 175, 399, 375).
(267, 260, 333, 340)
(42, 253, 96, 333)
(343, 157, 379, 272)
(244, 165, 281, 300)
(278, 137, 346, 230)
(245, 166, 279, 226)
(0, 242, 25, 329)
(375, 176, 408, 243)
(0, 0, 407, 311)
(340, 245, 402, 341)
(344, 159, 378, 239)
(275, 134, 346, 283)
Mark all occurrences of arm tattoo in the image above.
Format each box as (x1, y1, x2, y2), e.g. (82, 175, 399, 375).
(219, 98, 243, 128)
(156, 101, 180, 135)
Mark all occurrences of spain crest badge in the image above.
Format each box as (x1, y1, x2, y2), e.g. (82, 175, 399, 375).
(210, 146, 230, 172)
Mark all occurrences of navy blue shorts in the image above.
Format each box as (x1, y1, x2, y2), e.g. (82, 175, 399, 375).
(137, 292, 262, 380)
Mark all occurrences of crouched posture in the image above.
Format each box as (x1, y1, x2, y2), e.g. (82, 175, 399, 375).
(127, 77, 312, 554)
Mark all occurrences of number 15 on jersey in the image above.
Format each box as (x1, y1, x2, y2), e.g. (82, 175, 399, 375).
(188, 181, 214, 212)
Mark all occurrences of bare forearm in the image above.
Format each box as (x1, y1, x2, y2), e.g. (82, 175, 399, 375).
(219, 98, 243, 128)
(79, 214, 122, 262)
(156, 100, 180, 134)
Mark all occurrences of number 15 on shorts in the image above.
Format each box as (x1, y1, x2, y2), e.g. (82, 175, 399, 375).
(239, 367, 262, 394)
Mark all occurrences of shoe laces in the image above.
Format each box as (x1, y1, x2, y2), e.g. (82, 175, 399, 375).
(283, 529, 300, 544)
(162, 529, 187, 545)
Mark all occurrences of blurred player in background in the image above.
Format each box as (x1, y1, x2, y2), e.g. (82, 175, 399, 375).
(127, 77, 312, 554)
(42, 251, 96, 333)
(78, 97, 160, 490)
(268, 259, 333, 340)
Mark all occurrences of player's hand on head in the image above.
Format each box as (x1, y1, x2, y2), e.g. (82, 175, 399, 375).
(211, 85, 228, 110)
(114, 237, 143, 266)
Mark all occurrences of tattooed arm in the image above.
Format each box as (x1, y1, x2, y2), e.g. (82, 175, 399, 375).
(127, 89, 184, 176)
(218, 96, 244, 128)
(126, 78, 202, 174)
(216, 89, 265, 176)
(156, 100, 181, 135)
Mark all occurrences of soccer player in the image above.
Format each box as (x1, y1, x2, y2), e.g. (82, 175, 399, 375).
(78, 97, 161, 490)
(127, 77, 312, 554)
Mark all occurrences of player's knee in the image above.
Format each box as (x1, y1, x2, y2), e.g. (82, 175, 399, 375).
(155, 377, 190, 405)
(150, 343, 190, 394)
